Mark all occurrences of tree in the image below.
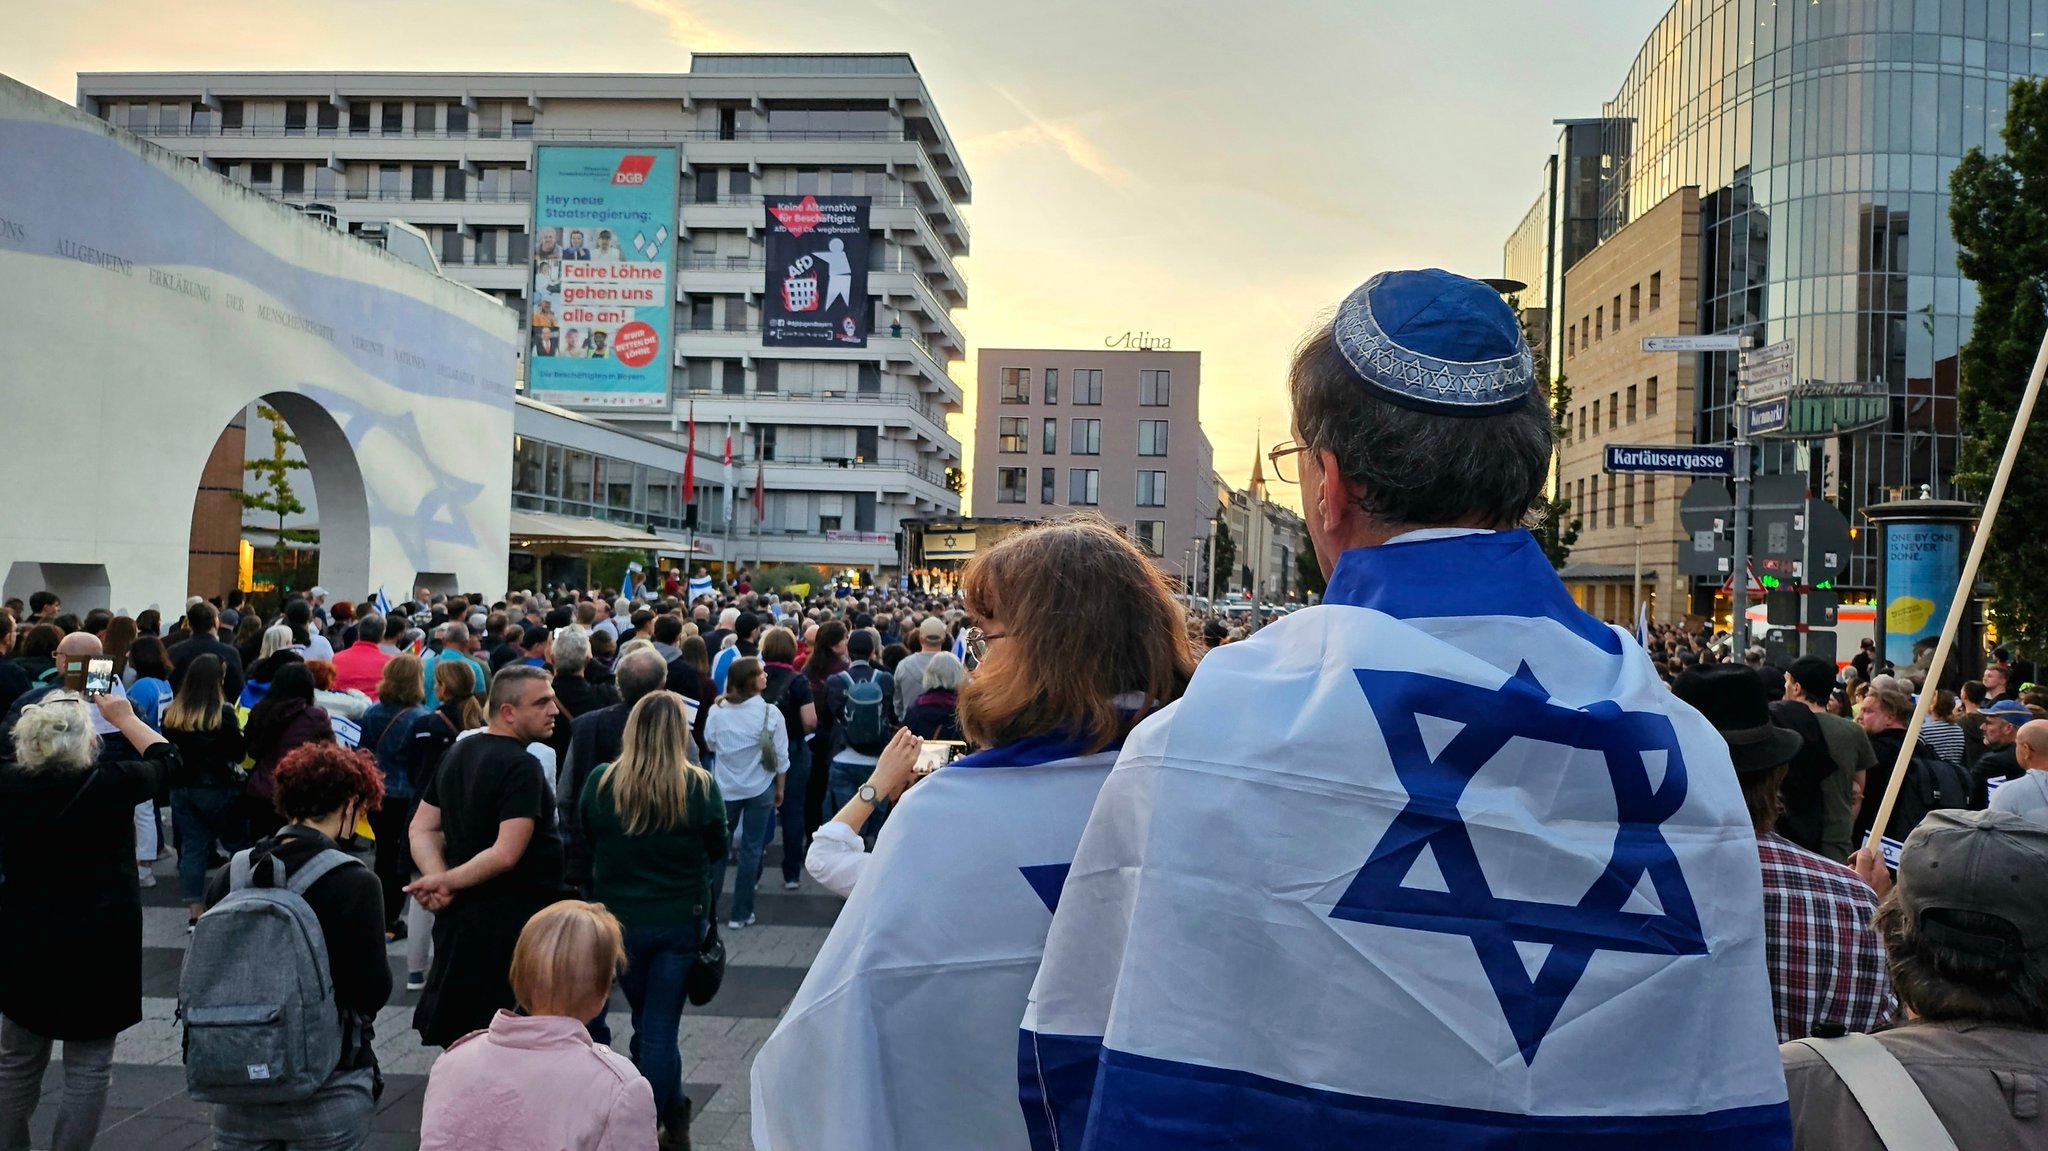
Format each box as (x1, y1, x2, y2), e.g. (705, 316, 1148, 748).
(241, 406, 317, 592)
(1295, 531, 1328, 599)
(1951, 78, 2048, 648)
(1210, 516, 1237, 596)
(1534, 374, 1582, 569)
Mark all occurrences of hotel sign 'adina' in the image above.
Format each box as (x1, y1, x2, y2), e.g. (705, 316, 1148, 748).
(1105, 331, 1172, 350)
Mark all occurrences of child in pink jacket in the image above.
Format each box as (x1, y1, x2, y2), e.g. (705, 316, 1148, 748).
(419, 901, 660, 1150)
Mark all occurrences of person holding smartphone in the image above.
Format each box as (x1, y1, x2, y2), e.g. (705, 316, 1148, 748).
(804, 727, 922, 897)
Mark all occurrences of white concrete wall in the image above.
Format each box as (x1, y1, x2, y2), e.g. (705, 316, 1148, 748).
(0, 75, 517, 612)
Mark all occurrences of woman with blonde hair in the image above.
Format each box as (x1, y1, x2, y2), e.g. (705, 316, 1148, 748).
(419, 901, 656, 1150)
(581, 692, 727, 1141)
(753, 516, 1196, 1151)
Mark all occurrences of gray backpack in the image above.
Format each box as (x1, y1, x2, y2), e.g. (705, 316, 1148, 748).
(179, 843, 359, 1103)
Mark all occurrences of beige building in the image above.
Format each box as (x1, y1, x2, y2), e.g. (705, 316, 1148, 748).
(1554, 187, 1699, 626)
(971, 348, 1215, 583)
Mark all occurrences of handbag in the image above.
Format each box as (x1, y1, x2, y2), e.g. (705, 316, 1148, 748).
(686, 918, 725, 1007)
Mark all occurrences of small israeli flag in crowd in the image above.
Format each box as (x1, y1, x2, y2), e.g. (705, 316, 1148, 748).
(686, 574, 714, 603)
(753, 737, 1123, 1151)
(371, 587, 391, 616)
(1023, 530, 1790, 1149)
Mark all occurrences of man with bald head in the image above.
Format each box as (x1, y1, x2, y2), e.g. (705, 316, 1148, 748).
(1988, 721, 2048, 826)
(2, 631, 134, 764)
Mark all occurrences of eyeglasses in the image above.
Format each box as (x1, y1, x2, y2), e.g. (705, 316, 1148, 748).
(963, 626, 1003, 669)
(1267, 440, 1309, 485)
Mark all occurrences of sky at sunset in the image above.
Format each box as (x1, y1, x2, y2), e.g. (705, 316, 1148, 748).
(6, 0, 1677, 512)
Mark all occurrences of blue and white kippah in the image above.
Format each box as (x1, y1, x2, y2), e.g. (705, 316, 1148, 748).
(1332, 268, 1535, 415)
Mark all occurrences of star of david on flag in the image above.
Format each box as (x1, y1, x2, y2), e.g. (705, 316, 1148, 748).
(1331, 661, 1707, 1065)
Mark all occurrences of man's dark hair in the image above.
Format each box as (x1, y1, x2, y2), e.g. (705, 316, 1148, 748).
(631, 608, 654, 631)
(1964, 681, 1989, 705)
(82, 608, 113, 636)
(848, 628, 877, 660)
(356, 613, 387, 644)
(546, 606, 575, 631)
(51, 613, 79, 635)
(227, 589, 244, 609)
(1787, 656, 1837, 705)
(654, 616, 683, 645)
(283, 599, 312, 630)
(1877, 894, 2048, 1029)
(1289, 322, 1553, 528)
(28, 591, 59, 615)
(736, 612, 761, 641)
(187, 601, 219, 634)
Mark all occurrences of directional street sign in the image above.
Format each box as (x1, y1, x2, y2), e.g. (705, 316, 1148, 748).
(1603, 444, 1734, 475)
(1740, 339, 1797, 402)
(1752, 383, 1890, 439)
(1642, 334, 1750, 353)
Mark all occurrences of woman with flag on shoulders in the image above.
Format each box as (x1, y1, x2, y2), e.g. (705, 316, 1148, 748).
(749, 516, 1196, 1151)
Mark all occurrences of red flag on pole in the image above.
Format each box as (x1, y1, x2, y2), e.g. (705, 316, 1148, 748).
(681, 401, 696, 509)
(754, 449, 766, 520)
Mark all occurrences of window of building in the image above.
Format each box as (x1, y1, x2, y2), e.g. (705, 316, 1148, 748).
(1590, 475, 1600, 524)
(725, 297, 748, 332)
(348, 101, 369, 135)
(1612, 294, 1622, 330)
(696, 170, 719, 204)
(718, 106, 739, 140)
(1642, 475, 1656, 523)
(1595, 306, 1604, 341)
(1000, 367, 1030, 404)
(1136, 471, 1167, 507)
(999, 417, 1028, 454)
(1626, 384, 1637, 424)
(758, 425, 777, 461)
(1592, 399, 1600, 432)
(858, 362, 880, 393)
(413, 102, 437, 134)
(730, 169, 751, 195)
(1606, 477, 1617, 527)
(1068, 468, 1100, 505)
(1578, 406, 1587, 441)
(997, 467, 1027, 504)
(1040, 467, 1056, 504)
(412, 166, 434, 200)
(219, 100, 242, 131)
(510, 108, 534, 138)
(1608, 392, 1619, 430)
(440, 229, 463, 265)
(1044, 368, 1059, 404)
(723, 361, 746, 395)
(1623, 475, 1636, 526)
(381, 103, 402, 136)
(1071, 419, 1101, 455)
(1649, 272, 1662, 310)
(754, 360, 779, 394)
(691, 298, 713, 330)
(377, 164, 399, 198)
(250, 162, 274, 187)
(444, 167, 466, 199)
(1575, 477, 1586, 516)
(1139, 369, 1171, 406)
(1042, 417, 1057, 454)
(820, 514, 842, 533)
(508, 231, 529, 263)
(1646, 376, 1659, 417)
(446, 103, 468, 134)
(1629, 283, 1641, 322)
(284, 101, 306, 134)
(478, 103, 502, 138)
(1138, 420, 1169, 456)
(281, 164, 304, 195)
(475, 228, 496, 265)
(1074, 369, 1103, 405)
(317, 101, 338, 135)
(687, 360, 713, 391)
(1135, 520, 1166, 556)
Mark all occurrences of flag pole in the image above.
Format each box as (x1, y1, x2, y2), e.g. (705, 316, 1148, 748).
(1861, 320, 2048, 861)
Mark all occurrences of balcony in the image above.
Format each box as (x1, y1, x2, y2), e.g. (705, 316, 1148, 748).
(666, 388, 959, 456)
(671, 324, 960, 397)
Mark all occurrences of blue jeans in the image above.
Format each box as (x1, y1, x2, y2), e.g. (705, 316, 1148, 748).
(709, 790, 775, 923)
(777, 755, 811, 882)
(170, 787, 248, 905)
(827, 757, 889, 841)
(618, 922, 700, 1125)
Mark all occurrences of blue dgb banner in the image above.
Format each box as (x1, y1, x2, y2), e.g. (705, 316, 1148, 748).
(762, 195, 871, 348)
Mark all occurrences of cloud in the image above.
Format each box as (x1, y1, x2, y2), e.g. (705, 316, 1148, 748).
(967, 85, 1129, 187)
(608, 0, 743, 51)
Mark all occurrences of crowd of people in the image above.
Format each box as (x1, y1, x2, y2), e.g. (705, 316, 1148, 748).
(0, 269, 2042, 1150)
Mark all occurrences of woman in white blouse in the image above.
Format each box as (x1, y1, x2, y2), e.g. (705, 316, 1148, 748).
(703, 657, 788, 929)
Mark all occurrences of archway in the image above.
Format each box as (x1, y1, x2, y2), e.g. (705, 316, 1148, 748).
(187, 394, 373, 605)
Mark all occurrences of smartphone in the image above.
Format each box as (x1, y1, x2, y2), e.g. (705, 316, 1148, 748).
(83, 658, 117, 699)
(915, 740, 965, 776)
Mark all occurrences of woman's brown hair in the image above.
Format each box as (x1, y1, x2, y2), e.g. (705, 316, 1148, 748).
(958, 515, 1196, 753)
(377, 653, 426, 708)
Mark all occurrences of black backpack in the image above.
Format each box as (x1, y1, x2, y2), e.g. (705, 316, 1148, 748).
(406, 711, 461, 796)
(1882, 751, 1972, 842)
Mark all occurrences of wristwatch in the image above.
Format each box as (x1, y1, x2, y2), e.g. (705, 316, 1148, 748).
(857, 784, 879, 804)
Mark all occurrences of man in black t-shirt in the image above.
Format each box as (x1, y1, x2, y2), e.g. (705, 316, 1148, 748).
(407, 665, 565, 1047)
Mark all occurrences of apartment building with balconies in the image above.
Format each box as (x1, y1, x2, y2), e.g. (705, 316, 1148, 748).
(78, 54, 969, 573)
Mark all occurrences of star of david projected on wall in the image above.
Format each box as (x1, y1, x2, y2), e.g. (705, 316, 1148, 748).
(1330, 664, 1707, 1065)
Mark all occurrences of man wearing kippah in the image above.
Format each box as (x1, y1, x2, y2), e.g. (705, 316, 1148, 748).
(1024, 270, 1791, 1148)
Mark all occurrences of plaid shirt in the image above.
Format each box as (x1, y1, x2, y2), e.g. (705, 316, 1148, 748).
(1757, 832, 1897, 1042)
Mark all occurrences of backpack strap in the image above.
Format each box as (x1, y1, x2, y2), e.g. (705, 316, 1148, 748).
(1790, 1034, 1959, 1151)
(286, 848, 361, 897)
(228, 847, 286, 891)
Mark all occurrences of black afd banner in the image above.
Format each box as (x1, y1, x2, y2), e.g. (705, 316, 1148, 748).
(763, 195, 871, 348)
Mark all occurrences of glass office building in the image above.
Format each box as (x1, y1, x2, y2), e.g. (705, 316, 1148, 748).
(1569, 0, 2042, 592)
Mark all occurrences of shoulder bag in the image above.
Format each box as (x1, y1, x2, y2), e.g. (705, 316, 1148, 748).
(1789, 1033, 1958, 1151)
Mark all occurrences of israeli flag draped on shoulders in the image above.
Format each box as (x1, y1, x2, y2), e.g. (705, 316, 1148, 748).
(752, 735, 1123, 1151)
(1023, 529, 1791, 1150)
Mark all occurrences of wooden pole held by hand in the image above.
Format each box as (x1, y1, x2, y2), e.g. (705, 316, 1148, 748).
(1860, 321, 2048, 861)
